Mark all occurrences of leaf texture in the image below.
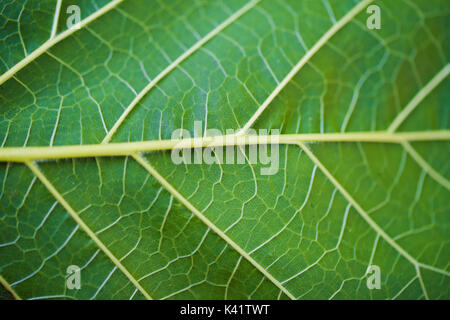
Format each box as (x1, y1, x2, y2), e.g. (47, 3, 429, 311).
(0, 0, 449, 300)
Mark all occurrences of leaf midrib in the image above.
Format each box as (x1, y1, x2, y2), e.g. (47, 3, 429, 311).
(1, 131, 449, 161)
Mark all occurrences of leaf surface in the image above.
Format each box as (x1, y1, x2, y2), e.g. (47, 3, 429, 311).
(0, 0, 449, 300)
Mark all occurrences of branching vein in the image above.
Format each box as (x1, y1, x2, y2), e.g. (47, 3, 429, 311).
(132, 153, 296, 300)
(237, 0, 375, 134)
(24, 160, 153, 300)
(102, 0, 261, 143)
(388, 64, 450, 132)
(0, 0, 126, 86)
(0, 275, 22, 300)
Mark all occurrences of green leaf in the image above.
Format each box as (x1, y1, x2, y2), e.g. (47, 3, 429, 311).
(0, 0, 449, 300)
